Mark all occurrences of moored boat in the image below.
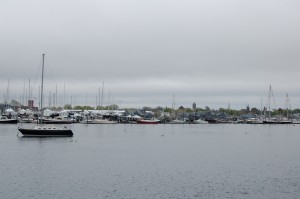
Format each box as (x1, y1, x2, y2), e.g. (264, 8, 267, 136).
(193, 119, 208, 124)
(18, 125, 73, 137)
(42, 118, 73, 124)
(168, 119, 186, 124)
(137, 119, 160, 124)
(279, 117, 292, 124)
(246, 118, 263, 124)
(18, 54, 73, 137)
(263, 118, 278, 124)
(0, 115, 18, 124)
(80, 118, 117, 124)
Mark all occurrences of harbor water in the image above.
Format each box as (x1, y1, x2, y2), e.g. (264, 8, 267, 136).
(0, 123, 300, 199)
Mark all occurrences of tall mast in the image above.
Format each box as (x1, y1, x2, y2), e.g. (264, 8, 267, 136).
(101, 81, 104, 108)
(268, 85, 271, 118)
(63, 82, 65, 107)
(6, 79, 10, 103)
(41, 54, 45, 118)
(28, 78, 30, 101)
(98, 87, 100, 108)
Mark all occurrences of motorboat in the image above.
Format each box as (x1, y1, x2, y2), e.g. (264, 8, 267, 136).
(42, 117, 73, 124)
(137, 119, 160, 124)
(246, 118, 263, 124)
(0, 115, 18, 124)
(168, 119, 186, 124)
(193, 119, 208, 124)
(80, 118, 117, 124)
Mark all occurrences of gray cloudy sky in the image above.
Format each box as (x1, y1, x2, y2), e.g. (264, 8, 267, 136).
(1, 0, 300, 109)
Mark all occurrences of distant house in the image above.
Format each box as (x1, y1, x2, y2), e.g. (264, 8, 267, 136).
(0, 103, 18, 113)
(124, 109, 146, 117)
(123, 109, 155, 119)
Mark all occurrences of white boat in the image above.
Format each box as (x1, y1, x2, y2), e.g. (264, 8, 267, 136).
(137, 118, 160, 124)
(193, 119, 208, 124)
(246, 118, 263, 124)
(18, 54, 73, 137)
(263, 117, 278, 124)
(168, 119, 186, 124)
(279, 117, 292, 124)
(279, 94, 293, 124)
(18, 117, 36, 123)
(263, 85, 278, 124)
(80, 118, 117, 124)
(42, 116, 73, 124)
(0, 115, 18, 124)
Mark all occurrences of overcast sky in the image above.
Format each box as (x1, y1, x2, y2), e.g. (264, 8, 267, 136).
(1, 0, 300, 109)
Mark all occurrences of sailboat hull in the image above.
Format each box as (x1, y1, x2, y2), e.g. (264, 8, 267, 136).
(18, 128, 73, 137)
(0, 119, 18, 124)
(18, 54, 74, 137)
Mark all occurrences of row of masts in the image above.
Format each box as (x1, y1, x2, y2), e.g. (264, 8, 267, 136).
(2, 56, 109, 109)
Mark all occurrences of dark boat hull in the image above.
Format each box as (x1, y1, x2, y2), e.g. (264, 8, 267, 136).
(137, 120, 160, 124)
(18, 128, 73, 137)
(0, 119, 18, 124)
(263, 120, 278, 124)
(205, 119, 218, 124)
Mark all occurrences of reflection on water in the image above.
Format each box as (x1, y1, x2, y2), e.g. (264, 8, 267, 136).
(0, 123, 300, 199)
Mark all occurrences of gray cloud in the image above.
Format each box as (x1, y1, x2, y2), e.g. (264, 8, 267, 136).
(1, 0, 300, 109)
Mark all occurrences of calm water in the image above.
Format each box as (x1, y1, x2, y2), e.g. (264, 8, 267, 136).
(0, 123, 300, 199)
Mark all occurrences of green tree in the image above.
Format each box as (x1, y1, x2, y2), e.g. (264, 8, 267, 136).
(164, 107, 173, 113)
(250, 107, 260, 115)
(142, 106, 152, 111)
(64, 104, 72, 109)
(108, 104, 119, 110)
(73, 105, 83, 110)
(185, 108, 193, 113)
(293, 109, 300, 114)
(11, 99, 22, 106)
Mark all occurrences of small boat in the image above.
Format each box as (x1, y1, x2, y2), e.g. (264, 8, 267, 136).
(18, 54, 73, 137)
(0, 115, 18, 124)
(80, 118, 117, 124)
(42, 118, 73, 124)
(168, 119, 186, 124)
(263, 118, 278, 124)
(193, 119, 208, 124)
(246, 118, 263, 124)
(205, 119, 218, 124)
(279, 117, 292, 124)
(18, 117, 36, 123)
(137, 119, 160, 124)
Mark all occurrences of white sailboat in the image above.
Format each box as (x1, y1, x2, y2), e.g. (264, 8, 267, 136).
(18, 54, 73, 137)
(263, 85, 278, 124)
(279, 93, 292, 124)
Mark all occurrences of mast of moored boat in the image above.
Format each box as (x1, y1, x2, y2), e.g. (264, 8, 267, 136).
(268, 85, 271, 119)
(40, 54, 45, 124)
(285, 93, 292, 120)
